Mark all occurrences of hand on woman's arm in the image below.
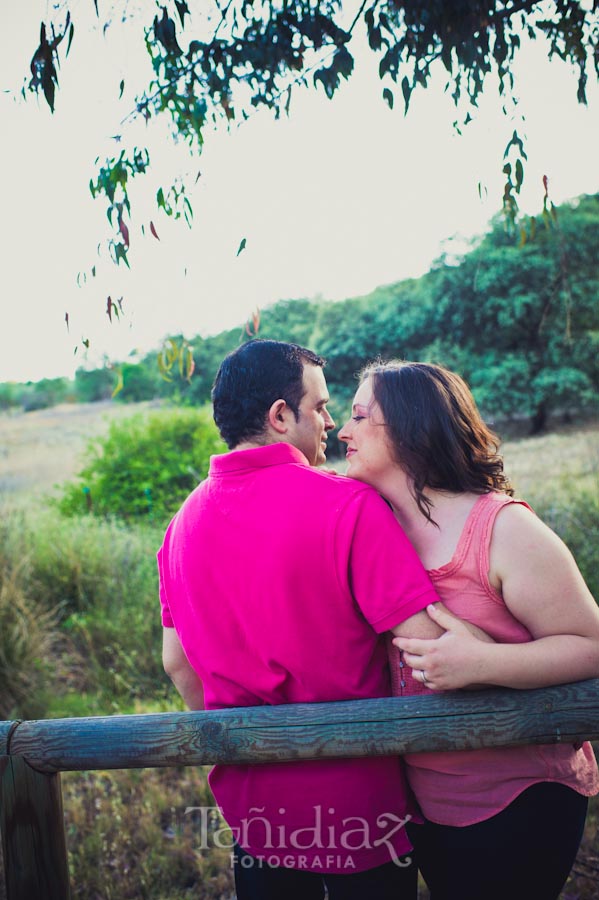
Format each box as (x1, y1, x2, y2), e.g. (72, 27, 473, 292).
(391, 602, 496, 690)
(393, 604, 499, 690)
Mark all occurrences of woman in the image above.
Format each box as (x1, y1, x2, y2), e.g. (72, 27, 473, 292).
(338, 360, 599, 900)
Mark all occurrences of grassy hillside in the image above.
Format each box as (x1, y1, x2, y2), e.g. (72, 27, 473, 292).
(0, 400, 160, 501)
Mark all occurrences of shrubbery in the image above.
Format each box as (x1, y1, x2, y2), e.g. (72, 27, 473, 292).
(58, 406, 225, 525)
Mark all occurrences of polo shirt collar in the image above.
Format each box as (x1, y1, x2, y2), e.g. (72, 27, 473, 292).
(209, 442, 309, 475)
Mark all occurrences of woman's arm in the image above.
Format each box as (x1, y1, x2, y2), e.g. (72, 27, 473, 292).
(483, 503, 599, 687)
(394, 504, 599, 691)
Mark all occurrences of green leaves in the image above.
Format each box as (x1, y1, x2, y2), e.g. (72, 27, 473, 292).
(314, 46, 355, 99)
(22, 0, 599, 328)
(174, 1, 190, 28)
(88, 148, 153, 268)
(29, 20, 64, 112)
(157, 338, 195, 384)
(514, 159, 524, 192)
(153, 7, 182, 57)
(501, 129, 529, 231)
(503, 129, 528, 163)
(106, 296, 124, 324)
(401, 76, 412, 114)
(57, 407, 225, 524)
(156, 180, 193, 226)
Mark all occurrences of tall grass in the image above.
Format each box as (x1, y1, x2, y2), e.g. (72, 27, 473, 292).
(0, 504, 173, 717)
(0, 548, 58, 719)
(63, 768, 234, 900)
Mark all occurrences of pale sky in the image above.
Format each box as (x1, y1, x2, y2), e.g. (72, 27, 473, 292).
(1, 3, 598, 383)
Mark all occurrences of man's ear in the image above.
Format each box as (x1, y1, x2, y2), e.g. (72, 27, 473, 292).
(267, 398, 291, 435)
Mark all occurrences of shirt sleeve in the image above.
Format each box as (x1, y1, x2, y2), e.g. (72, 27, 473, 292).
(157, 545, 175, 628)
(343, 488, 440, 632)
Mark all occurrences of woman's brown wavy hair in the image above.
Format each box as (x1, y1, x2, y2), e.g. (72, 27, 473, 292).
(361, 360, 513, 524)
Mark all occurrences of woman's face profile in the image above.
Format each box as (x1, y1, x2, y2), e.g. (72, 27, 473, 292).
(338, 377, 397, 489)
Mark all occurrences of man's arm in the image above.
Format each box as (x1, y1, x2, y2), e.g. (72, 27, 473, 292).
(391, 607, 444, 641)
(391, 602, 494, 642)
(162, 627, 205, 710)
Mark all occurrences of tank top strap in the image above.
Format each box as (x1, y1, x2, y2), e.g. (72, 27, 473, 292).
(472, 492, 534, 597)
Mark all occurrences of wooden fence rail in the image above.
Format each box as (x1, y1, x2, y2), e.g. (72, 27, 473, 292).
(2, 679, 599, 900)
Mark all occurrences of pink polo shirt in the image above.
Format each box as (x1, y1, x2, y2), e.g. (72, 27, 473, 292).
(158, 443, 440, 872)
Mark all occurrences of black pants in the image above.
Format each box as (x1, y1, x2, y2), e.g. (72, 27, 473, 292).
(407, 782, 588, 900)
(233, 843, 417, 900)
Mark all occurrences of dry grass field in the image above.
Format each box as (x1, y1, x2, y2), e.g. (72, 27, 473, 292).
(502, 418, 599, 500)
(0, 400, 160, 502)
(1, 400, 597, 504)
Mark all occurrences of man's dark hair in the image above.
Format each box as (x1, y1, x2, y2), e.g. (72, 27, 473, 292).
(212, 340, 325, 449)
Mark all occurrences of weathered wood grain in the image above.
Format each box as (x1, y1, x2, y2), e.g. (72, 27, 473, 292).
(8, 679, 599, 773)
(0, 722, 18, 757)
(0, 756, 70, 900)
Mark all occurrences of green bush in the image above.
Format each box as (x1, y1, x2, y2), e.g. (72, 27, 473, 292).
(0, 382, 19, 410)
(57, 406, 225, 525)
(21, 377, 73, 412)
(74, 367, 116, 403)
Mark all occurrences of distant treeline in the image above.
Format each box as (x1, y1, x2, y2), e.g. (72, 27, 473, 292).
(3, 194, 598, 435)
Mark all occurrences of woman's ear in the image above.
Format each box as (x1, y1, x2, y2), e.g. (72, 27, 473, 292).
(267, 398, 290, 435)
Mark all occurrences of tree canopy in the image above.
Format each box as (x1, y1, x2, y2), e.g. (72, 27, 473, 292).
(26, 1, 599, 274)
(5, 192, 596, 435)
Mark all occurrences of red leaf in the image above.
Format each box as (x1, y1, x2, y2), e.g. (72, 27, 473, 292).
(119, 215, 130, 248)
(65, 312, 69, 332)
(106, 296, 113, 323)
(150, 221, 160, 241)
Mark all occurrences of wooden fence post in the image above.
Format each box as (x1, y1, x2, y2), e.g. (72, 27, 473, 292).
(0, 755, 71, 900)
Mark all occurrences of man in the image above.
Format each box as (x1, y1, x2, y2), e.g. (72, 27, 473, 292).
(159, 339, 441, 900)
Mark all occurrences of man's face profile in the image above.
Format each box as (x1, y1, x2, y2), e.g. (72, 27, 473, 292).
(286, 365, 335, 466)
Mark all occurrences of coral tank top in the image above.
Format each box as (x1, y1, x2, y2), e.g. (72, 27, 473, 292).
(388, 491, 599, 826)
